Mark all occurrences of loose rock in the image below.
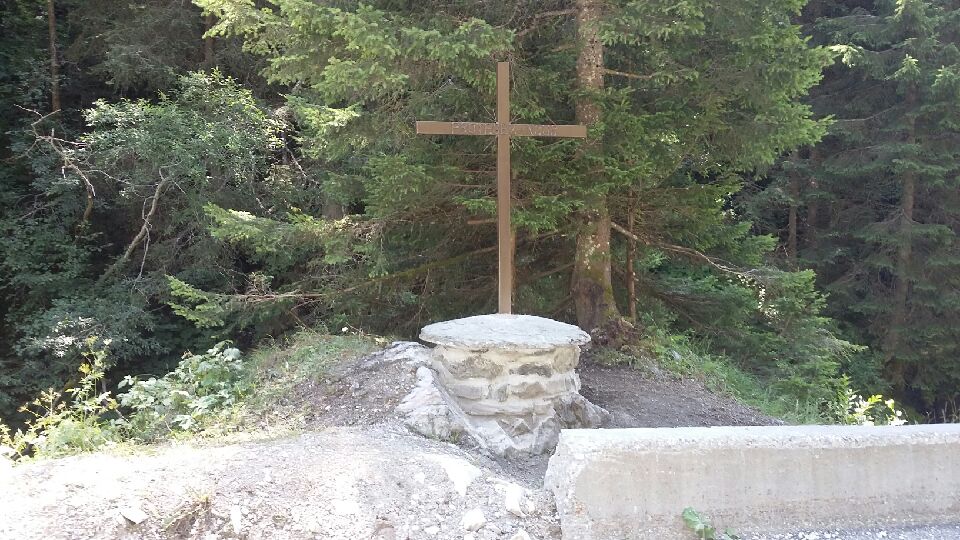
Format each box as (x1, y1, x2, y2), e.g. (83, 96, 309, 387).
(119, 504, 148, 525)
(509, 529, 534, 540)
(461, 508, 486, 531)
(504, 484, 527, 518)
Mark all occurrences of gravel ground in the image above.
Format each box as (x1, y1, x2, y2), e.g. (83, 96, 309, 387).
(746, 525, 960, 539)
(578, 359, 780, 428)
(0, 425, 561, 540)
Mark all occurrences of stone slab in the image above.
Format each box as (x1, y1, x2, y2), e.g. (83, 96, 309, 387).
(544, 425, 960, 540)
(420, 314, 590, 350)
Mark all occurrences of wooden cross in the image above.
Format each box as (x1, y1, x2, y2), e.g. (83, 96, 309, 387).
(416, 62, 586, 314)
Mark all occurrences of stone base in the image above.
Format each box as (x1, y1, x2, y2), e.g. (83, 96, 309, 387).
(397, 315, 609, 457)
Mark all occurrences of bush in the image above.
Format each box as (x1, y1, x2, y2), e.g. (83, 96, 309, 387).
(838, 390, 907, 426)
(118, 341, 249, 439)
(0, 338, 119, 460)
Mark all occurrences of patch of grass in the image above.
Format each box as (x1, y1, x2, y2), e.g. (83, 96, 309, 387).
(606, 329, 829, 425)
(202, 329, 383, 436)
(682, 507, 740, 540)
(250, 329, 383, 385)
(163, 489, 213, 537)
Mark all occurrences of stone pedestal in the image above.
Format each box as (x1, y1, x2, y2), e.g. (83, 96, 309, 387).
(399, 314, 609, 457)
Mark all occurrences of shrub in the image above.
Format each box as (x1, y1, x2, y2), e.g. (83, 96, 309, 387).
(0, 338, 119, 459)
(838, 390, 907, 426)
(118, 341, 249, 439)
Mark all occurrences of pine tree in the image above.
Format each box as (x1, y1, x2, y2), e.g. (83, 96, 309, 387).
(197, 0, 831, 328)
(762, 0, 960, 414)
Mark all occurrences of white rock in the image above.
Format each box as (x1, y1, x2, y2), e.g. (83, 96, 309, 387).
(119, 504, 148, 524)
(508, 529, 534, 540)
(461, 508, 486, 531)
(424, 454, 481, 497)
(424, 525, 441, 535)
(523, 497, 536, 515)
(230, 506, 243, 534)
(504, 484, 527, 517)
(420, 314, 590, 350)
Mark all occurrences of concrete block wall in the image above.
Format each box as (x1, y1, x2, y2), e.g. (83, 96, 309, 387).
(544, 425, 960, 539)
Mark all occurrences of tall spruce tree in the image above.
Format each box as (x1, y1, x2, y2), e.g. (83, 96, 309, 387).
(757, 0, 960, 415)
(195, 0, 831, 325)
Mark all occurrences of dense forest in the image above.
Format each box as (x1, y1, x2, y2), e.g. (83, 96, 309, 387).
(1, 0, 957, 430)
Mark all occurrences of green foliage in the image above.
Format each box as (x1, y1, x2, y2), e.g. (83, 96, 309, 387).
(118, 342, 249, 439)
(840, 391, 908, 426)
(681, 507, 741, 540)
(167, 276, 231, 329)
(748, 0, 960, 415)
(1, 338, 119, 460)
(1, 70, 290, 424)
(192, 0, 840, 348)
(1, 0, 951, 431)
(0, 327, 382, 456)
(232, 330, 381, 427)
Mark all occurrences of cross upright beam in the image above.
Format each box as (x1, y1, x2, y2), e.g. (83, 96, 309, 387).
(416, 62, 586, 314)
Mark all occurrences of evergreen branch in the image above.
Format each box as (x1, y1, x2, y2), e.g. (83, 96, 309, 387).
(521, 262, 574, 284)
(831, 104, 900, 125)
(516, 8, 577, 38)
(610, 264, 718, 330)
(548, 295, 573, 317)
(233, 231, 560, 308)
(26, 109, 98, 229)
(236, 245, 500, 305)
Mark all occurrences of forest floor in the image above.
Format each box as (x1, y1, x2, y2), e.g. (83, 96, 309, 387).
(0, 338, 783, 540)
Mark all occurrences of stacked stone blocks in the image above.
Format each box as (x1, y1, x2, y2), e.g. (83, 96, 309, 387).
(408, 314, 609, 457)
(432, 345, 581, 415)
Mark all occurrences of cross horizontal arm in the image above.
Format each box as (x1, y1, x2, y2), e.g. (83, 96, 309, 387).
(509, 124, 586, 138)
(416, 121, 587, 139)
(416, 121, 498, 136)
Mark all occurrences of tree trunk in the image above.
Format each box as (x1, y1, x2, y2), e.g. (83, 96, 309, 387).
(571, 0, 620, 332)
(626, 201, 637, 322)
(884, 90, 917, 388)
(806, 147, 820, 251)
(787, 155, 799, 264)
(203, 13, 216, 66)
(47, 0, 60, 112)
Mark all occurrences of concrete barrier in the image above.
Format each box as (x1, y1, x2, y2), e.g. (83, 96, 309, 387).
(544, 425, 960, 539)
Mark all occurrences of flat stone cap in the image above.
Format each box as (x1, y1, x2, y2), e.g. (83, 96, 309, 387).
(420, 314, 590, 350)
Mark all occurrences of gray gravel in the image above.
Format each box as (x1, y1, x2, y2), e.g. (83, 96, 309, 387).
(746, 525, 960, 540)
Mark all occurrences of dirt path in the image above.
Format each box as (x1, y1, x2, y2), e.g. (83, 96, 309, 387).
(578, 360, 779, 428)
(1, 425, 560, 540)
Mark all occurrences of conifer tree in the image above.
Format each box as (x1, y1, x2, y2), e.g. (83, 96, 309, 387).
(197, 0, 831, 330)
(761, 0, 960, 413)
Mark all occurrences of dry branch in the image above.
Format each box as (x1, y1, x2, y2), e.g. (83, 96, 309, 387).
(98, 172, 171, 284)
